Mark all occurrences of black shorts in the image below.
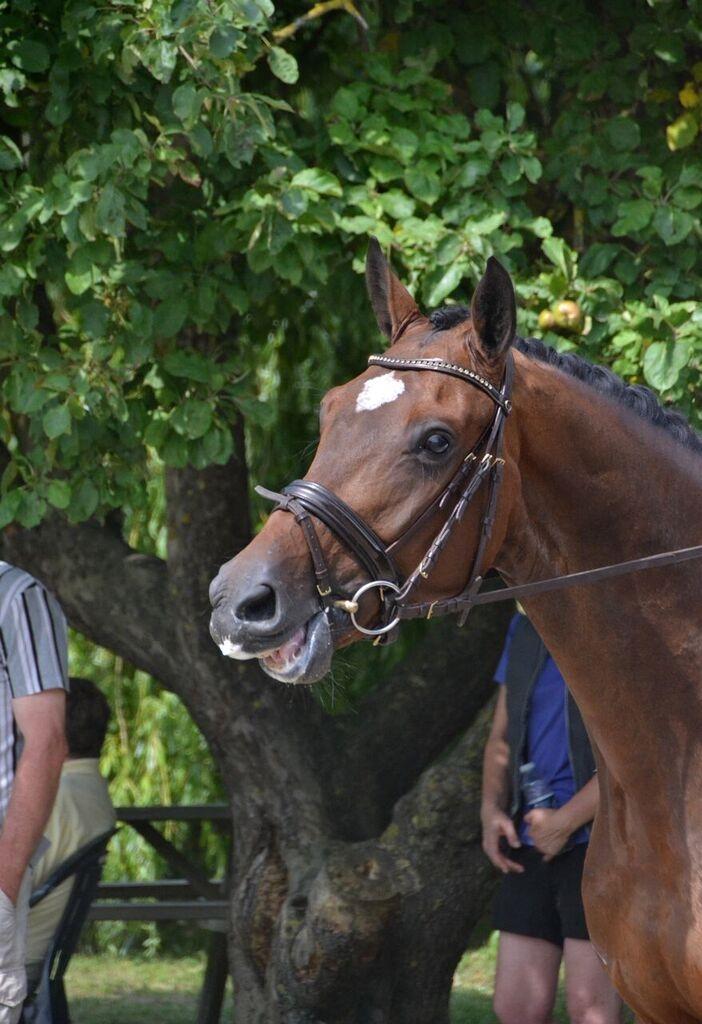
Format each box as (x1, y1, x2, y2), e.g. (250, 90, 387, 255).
(493, 843, 589, 947)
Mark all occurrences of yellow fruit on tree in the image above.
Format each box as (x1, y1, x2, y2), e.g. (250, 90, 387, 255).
(553, 300, 583, 333)
(679, 82, 700, 109)
(538, 309, 555, 330)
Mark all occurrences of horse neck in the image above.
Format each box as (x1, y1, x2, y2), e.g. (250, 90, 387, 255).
(497, 354, 702, 789)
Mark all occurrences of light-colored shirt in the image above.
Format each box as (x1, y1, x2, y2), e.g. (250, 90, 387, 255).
(26, 759, 115, 968)
(0, 562, 69, 822)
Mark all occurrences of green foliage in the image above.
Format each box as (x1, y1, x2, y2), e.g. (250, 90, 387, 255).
(0, 0, 701, 531)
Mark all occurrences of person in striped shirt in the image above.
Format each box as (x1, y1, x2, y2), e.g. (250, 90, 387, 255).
(0, 563, 68, 1024)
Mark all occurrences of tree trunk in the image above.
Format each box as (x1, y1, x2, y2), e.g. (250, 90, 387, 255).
(1, 439, 511, 1023)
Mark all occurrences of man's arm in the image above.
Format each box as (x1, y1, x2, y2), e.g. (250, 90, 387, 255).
(481, 687, 524, 874)
(0, 690, 67, 904)
(524, 773, 599, 861)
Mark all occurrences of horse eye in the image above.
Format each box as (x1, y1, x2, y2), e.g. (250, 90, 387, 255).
(421, 432, 451, 455)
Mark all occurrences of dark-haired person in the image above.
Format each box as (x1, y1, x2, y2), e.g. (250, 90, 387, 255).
(481, 610, 622, 1024)
(25, 678, 114, 991)
(0, 564, 68, 1024)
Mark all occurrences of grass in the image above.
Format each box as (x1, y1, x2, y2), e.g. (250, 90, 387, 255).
(65, 936, 574, 1023)
(66, 953, 234, 1024)
(450, 931, 568, 1024)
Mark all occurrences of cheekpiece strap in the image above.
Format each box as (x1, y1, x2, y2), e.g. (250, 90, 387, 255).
(368, 354, 512, 414)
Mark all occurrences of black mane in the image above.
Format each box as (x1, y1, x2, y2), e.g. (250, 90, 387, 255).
(428, 306, 702, 456)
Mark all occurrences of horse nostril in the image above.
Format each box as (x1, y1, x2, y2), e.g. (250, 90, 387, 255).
(235, 584, 277, 624)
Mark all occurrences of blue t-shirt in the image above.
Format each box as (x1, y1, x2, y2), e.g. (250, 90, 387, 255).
(495, 613, 589, 846)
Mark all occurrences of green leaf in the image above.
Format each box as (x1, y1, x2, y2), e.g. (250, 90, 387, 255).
(172, 84, 201, 123)
(68, 479, 99, 521)
(0, 491, 22, 530)
(154, 298, 188, 338)
(162, 350, 212, 383)
(605, 117, 640, 151)
(653, 206, 694, 246)
(95, 184, 126, 237)
(643, 341, 690, 391)
(16, 492, 46, 529)
(679, 165, 702, 188)
(267, 46, 299, 85)
(378, 191, 415, 219)
(506, 101, 525, 131)
(42, 404, 71, 439)
(331, 87, 360, 120)
(140, 40, 177, 83)
(46, 479, 71, 509)
(290, 168, 342, 196)
(143, 418, 169, 450)
(281, 187, 308, 218)
(541, 237, 573, 280)
(457, 156, 491, 187)
(636, 165, 664, 199)
(580, 243, 619, 277)
(612, 198, 654, 236)
(0, 136, 22, 171)
(209, 26, 241, 58)
(672, 187, 702, 211)
(667, 113, 698, 151)
(66, 264, 98, 296)
(426, 263, 464, 306)
(80, 301, 109, 339)
(404, 164, 441, 205)
(171, 399, 212, 439)
(13, 40, 50, 73)
(390, 128, 419, 162)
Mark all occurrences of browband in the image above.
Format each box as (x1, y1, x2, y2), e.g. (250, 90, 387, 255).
(368, 355, 511, 414)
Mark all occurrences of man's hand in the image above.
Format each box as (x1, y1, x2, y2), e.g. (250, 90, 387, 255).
(523, 807, 571, 860)
(481, 805, 524, 874)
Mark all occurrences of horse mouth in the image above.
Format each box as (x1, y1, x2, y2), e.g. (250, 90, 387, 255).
(217, 612, 333, 685)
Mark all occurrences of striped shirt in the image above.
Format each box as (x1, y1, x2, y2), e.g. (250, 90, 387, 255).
(0, 562, 68, 823)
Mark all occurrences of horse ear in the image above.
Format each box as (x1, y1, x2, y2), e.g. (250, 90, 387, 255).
(470, 256, 516, 359)
(365, 237, 421, 340)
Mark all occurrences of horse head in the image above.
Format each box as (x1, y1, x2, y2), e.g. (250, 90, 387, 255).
(209, 240, 520, 683)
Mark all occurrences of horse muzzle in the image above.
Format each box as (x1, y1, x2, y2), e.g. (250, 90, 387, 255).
(208, 570, 335, 684)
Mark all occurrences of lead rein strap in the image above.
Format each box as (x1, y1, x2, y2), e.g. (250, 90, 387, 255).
(398, 541, 702, 620)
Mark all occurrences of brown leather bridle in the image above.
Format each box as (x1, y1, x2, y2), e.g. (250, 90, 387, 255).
(257, 351, 702, 642)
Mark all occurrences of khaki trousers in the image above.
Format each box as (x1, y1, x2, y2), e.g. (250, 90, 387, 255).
(0, 874, 31, 1024)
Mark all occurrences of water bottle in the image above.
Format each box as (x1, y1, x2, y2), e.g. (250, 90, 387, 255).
(519, 761, 556, 810)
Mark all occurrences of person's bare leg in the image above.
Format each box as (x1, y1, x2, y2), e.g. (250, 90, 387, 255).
(563, 938, 623, 1024)
(493, 931, 562, 1024)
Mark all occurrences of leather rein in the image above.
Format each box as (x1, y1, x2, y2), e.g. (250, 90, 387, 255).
(256, 351, 702, 643)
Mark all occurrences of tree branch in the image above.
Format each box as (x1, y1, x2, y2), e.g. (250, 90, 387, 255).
(326, 602, 513, 837)
(273, 0, 368, 42)
(1, 515, 181, 685)
(1, 511, 333, 865)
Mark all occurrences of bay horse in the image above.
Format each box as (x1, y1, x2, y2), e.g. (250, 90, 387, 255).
(209, 239, 702, 1022)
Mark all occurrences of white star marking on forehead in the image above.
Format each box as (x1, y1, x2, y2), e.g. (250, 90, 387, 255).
(355, 371, 405, 412)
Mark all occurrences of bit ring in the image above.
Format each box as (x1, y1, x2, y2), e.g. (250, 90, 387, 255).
(347, 579, 401, 637)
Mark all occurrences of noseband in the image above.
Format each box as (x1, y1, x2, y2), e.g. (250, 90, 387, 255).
(256, 353, 515, 642)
